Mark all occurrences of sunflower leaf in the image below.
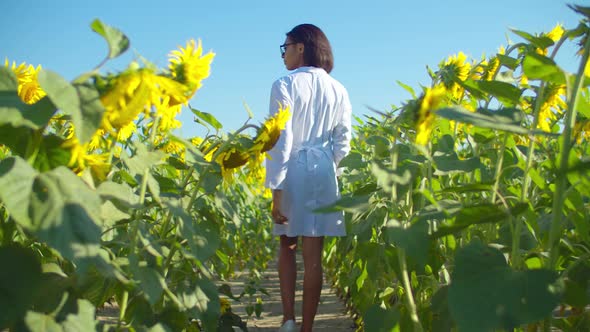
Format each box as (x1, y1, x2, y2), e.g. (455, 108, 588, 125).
(522, 53, 566, 85)
(191, 108, 223, 130)
(90, 19, 130, 60)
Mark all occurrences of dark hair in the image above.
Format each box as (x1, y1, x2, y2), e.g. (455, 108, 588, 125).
(287, 24, 334, 73)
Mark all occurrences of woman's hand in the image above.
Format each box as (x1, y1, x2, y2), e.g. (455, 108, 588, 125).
(272, 190, 288, 224)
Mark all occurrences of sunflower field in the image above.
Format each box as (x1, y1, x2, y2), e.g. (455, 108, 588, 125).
(0, 19, 285, 331)
(1, 4, 590, 332)
(324, 4, 590, 332)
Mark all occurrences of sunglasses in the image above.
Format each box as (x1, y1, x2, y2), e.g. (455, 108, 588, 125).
(280, 42, 297, 56)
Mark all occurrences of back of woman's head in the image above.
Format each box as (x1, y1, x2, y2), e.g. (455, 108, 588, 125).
(287, 24, 334, 73)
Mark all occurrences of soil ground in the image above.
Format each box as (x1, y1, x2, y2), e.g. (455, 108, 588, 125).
(225, 253, 357, 331)
(97, 253, 357, 331)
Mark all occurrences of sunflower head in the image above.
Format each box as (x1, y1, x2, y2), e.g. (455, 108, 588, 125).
(415, 85, 447, 146)
(100, 70, 152, 131)
(168, 39, 215, 100)
(438, 52, 472, 100)
(254, 105, 291, 153)
(546, 23, 565, 43)
(440, 52, 472, 83)
(5, 59, 47, 104)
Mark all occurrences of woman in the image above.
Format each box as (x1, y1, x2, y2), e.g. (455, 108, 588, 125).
(265, 24, 352, 332)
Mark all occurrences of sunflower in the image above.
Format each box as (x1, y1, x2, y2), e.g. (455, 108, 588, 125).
(162, 140, 186, 161)
(546, 23, 565, 43)
(151, 95, 183, 134)
(244, 152, 271, 199)
(220, 298, 232, 314)
(415, 85, 447, 146)
(168, 39, 215, 103)
(117, 121, 136, 142)
(61, 134, 111, 180)
(0, 144, 10, 159)
(439, 52, 472, 100)
(5, 59, 46, 104)
(536, 24, 566, 56)
(573, 119, 590, 144)
(100, 70, 152, 131)
(254, 105, 291, 153)
(87, 129, 107, 152)
(537, 84, 567, 132)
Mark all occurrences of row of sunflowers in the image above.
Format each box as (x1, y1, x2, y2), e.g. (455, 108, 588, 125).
(0, 19, 286, 331)
(325, 4, 590, 332)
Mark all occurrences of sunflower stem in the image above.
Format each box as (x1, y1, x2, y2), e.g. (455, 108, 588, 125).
(547, 29, 590, 269)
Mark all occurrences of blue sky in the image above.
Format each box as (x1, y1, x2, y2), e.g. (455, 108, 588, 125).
(2, 0, 584, 138)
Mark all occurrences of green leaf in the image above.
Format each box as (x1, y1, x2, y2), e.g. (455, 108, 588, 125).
(397, 80, 416, 99)
(371, 161, 412, 192)
(510, 28, 555, 49)
(367, 135, 390, 157)
(32, 134, 72, 172)
(0, 66, 18, 91)
(313, 194, 370, 213)
(522, 53, 566, 85)
(436, 183, 493, 195)
(195, 278, 221, 332)
(431, 203, 527, 238)
(100, 200, 131, 225)
(29, 167, 102, 260)
(147, 323, 174, 332)
(169, 201, 220, 262)
(122, 143, 165, 177)
(23, 311, 62, 332)
(0, 94, 56, 129)
(0, 157, 37, 228)
(74, 82, 105, 143)
(191, 108, 222, 130)
(433, 152, 480, 175)
(576, 90, 590, 118)
(436, 106, 556, 136)
(177, 277, 220, 331)
(97, 181, 139, 208)
(0, 246, 43, 329)
(568, 4, 590, 20)
(363, 304, 400, 332)
(448, 241, 563, 331)
(133, 266, 165, 305)
(567, 154, 590, 197)
(61, 299, 97, 332)
(90, 19, 130, 59)
(431, 286, 453, 332)
(38, 71, 100, 144)
(474, 80, 523, 106)
(497, 54, 519, 70)
(338, 151, 366, 169)
(385, 219, 430, 267)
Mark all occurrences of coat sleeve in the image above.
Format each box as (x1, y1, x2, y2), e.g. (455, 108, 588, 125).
(332, 90, 352, 175)
(265, 79, 293, 190)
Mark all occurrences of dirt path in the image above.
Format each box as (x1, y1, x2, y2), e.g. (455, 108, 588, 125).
(97, 253, 356, 331)
(226, 253, 357, 331)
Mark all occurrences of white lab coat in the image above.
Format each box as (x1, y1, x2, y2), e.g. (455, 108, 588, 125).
(265, 66, 352, 237)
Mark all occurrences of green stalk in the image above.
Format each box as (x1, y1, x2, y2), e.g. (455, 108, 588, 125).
(547, 33, 590, 269)
(117, 290, 129, 327)
(392, 137, 423, 332)
(398, 248, 423, 332)
(491, 133, 509, 245)
(521, 35, 568, 201)
(159, 168, 194, 238)
(120, 116, 160, 322)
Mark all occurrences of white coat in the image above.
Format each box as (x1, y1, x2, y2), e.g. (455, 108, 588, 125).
(265, 66, 352, 237)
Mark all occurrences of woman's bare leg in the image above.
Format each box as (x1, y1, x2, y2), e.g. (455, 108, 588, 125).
(279, 235, 298, 323)
(301, 236, 324, 332)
